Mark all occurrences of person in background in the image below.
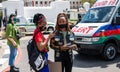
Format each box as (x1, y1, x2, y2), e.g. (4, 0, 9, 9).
(50, 13, 77, 72)
(33, 13, 54, 72)
(0, 17, 2, 30)
(2, 14, 22, 72)
(76, 14, 82, 24)
(3, 17, 8, 29)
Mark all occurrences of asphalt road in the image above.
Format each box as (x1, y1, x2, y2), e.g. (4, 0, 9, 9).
(17, 36, 120, 72)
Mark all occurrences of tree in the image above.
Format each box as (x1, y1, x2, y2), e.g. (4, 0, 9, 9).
(81, 0, 96, 7)
(0, 0, 2, 3)
(0, 0, 7, 3)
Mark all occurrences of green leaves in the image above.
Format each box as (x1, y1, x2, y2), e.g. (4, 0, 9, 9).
(81, 0, 96, 6)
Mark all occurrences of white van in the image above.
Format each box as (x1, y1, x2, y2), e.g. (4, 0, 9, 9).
(16, 17, 55, 36)
(72, 0, 120, 60)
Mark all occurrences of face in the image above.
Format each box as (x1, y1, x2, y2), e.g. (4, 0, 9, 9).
(37, 18, 47, 31)
(58, 17, 67, 30)
(11, 16, 16, 24)
(58, 17, 67, 25)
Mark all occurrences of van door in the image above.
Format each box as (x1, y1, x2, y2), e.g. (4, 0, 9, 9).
(112, 7, 120, 52)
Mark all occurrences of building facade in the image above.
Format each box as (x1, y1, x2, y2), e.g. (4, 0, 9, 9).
(23, 0, 82, 9)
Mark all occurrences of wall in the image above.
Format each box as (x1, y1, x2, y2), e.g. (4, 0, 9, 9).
(24, 1, 70, 23)
(2, 0, 70, 23)
(2, 0, 24, 17)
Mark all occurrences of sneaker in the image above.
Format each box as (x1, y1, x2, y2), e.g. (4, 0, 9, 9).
(10, 66, 19, 72)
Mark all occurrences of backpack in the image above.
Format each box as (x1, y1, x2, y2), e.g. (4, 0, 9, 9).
(27, 31, 47, 72)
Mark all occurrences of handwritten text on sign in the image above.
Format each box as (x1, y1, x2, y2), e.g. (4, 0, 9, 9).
(72, 27, 93, 34)
(92, 0, 118, 8)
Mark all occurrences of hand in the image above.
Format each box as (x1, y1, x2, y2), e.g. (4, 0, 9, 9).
(48, 60, 53, 64)
(12, 42, 17, 47)
(71, 44, 77, 50)
(61, 45, 68, 51)
(48, 33, 54, 39)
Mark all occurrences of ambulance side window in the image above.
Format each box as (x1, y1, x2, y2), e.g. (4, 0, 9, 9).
(115, 7, 120, 17)
(113, 7, 120, 24)
(118, 7, 120, 15)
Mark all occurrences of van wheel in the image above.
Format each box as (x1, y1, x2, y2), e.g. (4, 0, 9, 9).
(102, 43, 117, 60)
(47, 27, 54, 31)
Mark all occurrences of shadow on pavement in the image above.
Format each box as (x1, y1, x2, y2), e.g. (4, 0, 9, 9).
(73, 53, 120, 69)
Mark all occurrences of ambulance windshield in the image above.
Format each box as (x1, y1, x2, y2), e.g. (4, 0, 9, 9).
(81, 6, 115, 23)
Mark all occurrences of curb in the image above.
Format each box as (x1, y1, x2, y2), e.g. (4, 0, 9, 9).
(0, 39, 10, 72)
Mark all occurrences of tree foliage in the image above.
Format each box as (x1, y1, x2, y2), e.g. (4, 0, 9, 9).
(81, 0, 96, 6)
(0, 0, 7, 3)
(0, 0, 2, 3)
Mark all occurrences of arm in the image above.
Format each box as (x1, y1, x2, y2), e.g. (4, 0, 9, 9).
(67, 44, 77, 50)
(36, 33, 54, 51)
(60, 42, 77, 51)
(8, 37, 17, 47)
(6, 24, 17, 47)
(50, 37, 60, 50)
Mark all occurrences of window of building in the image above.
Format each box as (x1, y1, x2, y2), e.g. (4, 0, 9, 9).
(80, 2, 81, 4)
(40, 1, 43, 6)
(36, 1, 38, 4)
(40, 1, 42, 4)
(76, 2, 78, 4)
(45, 1, 47, 4)
(24, 2, 28, 6)
(45, 1, 47, 6)
(73, 2, 75, 4)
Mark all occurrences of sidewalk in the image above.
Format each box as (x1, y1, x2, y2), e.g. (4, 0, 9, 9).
(0, 40, 4, 58)
(0, 31, 10, 72)
(0, 31, 5, 58)
(0, 39, 9, 72)
(0, 31, 4, 58)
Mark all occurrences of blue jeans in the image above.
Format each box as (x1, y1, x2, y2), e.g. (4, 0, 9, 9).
(8, 45, 17, 66)
(40, 53, 49, 72)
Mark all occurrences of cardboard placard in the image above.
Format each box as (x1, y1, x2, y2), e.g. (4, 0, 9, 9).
(48, 62, 62, 72)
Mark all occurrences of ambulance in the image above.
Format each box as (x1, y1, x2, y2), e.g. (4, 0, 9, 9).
(72, 0, 120, 60)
